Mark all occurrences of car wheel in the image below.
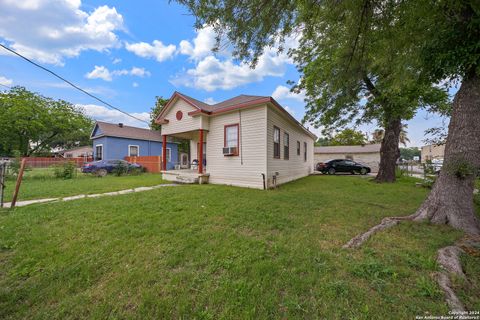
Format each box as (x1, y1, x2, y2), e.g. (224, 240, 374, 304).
(96, 169, 108, 177)
(360, 168, 367, 175)
(328, 168, 336, 175)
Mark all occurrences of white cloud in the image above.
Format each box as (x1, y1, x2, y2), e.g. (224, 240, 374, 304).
(179, 26, 217, 60)
(85, 65, 113, 81)
(0, 75, 13, 86)
(170, 49, 289, 91)
(112, 58, 121, 64)
(172, 29, 299, 91)
(77, 104, 150, 128)
(85, 65, 150, 81)
(132, 82, 139, 88)
(0, 1, 124, 65)
(125, 40, 176, 62)
(272, 85, 305, 102)
(204, 97, 217, 104)
(129, 67, 150, 77)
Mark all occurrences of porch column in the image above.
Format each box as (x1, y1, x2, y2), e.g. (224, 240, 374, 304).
(198, 129, 204, 174)
(162, 134, 167, 171)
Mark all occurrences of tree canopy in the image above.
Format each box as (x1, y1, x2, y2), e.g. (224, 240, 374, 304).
(150, 96, 169, 131)
(0, 87, 94, 156)
(327, 129, 366, 146)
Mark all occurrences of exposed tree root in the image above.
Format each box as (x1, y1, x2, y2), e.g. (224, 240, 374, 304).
(342, 213, 417, 249)
(436, 246, 466, 312)
(345, 216, 479, 312)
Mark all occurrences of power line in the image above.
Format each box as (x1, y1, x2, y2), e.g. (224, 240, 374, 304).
(0, 44, 149, 124)
(0, 83, 12, 90)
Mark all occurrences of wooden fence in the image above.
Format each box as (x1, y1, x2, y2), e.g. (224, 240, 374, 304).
(21, 157, 93, 168)
(125, 156, 162, 173)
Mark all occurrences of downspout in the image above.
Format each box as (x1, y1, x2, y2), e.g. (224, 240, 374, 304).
(239, 110, 243, 165)
(261, 173, 266, 190)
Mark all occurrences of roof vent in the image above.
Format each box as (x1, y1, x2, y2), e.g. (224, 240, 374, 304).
(118, 123, 123, 128)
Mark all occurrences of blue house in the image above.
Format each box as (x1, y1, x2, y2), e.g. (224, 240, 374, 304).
(90, 121, 178, 170)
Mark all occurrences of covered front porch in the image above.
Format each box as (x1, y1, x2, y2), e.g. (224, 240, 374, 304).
(161, 129, 209, 184)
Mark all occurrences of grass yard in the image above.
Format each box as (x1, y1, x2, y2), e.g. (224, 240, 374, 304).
(2, 169, 167, 202)
(0, 175, 479, 319)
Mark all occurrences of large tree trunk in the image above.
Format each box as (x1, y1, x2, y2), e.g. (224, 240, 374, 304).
(375, 117, 401, 183)
(414, 73, 480, 235)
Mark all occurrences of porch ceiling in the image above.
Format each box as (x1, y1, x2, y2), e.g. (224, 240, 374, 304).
(168, 129, 205, 140)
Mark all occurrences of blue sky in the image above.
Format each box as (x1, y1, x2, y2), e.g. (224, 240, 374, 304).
(0, 0, 449, 147)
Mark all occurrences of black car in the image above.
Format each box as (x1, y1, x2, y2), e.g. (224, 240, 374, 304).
(316, 159, 371, 175)
(82, 160, 142, 176)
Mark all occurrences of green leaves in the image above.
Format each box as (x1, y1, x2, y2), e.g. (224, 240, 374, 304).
(0, 87, 94, 156)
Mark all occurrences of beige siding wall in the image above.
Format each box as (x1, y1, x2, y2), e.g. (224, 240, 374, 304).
(421, 144, 445, 163)
(314, 153, 380, 172)
(205, 106, 267, 189)
(266, 107, 314, 187)
(161, 98, 203, 135)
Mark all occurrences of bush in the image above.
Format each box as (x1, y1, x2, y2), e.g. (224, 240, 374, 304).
(53, 161, 77, 179)
(112, 161, 129, 176)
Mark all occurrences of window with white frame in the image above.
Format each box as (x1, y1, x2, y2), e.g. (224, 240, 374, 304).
(95, 144, 103, 160)
(128, 145, 139, 157)
(273, 126, 280, 159)
(162, 148, 171, 162)
(224, 124, 239, 155)
(284, 132, 289, 160)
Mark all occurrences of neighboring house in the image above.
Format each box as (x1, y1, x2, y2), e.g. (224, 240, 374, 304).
(314, 144, 381, 172)
(421, 143, 445, 163)
(155, 91, 317, 189)
(61, 146, 93, 158)
(90, 121, 178, 170)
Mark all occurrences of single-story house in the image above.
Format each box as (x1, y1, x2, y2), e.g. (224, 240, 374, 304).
(314, 144, 381, 172)
(155, 91, 317, 189)
(421, 143, 445, 163)
(61, 146, 93, 158)
(90, 121, 178, 170)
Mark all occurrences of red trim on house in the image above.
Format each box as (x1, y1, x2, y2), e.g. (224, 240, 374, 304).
(223, 123, 240, 156)
(162, 135, 167, 170)
(154, 91, 203, 124)
(198, 129, 204, 173)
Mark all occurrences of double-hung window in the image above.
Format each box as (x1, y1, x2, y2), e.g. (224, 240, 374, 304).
(95, 144, 103, 160)
(273, 126, 280, 158)
(224, 124, 239, 156)
(128, 145, 139, 157)
(284, 132, 289, 160)
(297, 141, 301, 156)
(304, 142, 307, 162)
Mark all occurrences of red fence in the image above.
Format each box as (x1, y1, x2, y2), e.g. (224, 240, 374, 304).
(21, 157, 93, 168)
(125, 156, 162, 173)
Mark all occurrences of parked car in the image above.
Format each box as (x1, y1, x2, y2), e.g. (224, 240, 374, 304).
(81, 160, 142, 176)
(316, 159, 371, 175)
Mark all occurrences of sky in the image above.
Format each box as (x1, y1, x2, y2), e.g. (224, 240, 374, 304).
(0, 0, 450, 147)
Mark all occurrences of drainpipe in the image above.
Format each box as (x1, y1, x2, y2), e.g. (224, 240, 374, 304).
(261, 173, 266, 190)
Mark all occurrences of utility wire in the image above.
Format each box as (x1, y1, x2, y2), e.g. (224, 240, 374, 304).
(0, 83, 12, 90)
(0, 44, 149, 124)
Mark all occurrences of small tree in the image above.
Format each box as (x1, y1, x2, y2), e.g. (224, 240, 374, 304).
(150, 96, 169, 131)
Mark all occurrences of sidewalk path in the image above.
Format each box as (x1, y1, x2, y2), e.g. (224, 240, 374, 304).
(2, 184, 180, 208)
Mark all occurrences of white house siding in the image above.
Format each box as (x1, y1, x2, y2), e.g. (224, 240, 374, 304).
(206, 106, 267, 189)
(266, 106, 314, 187)
(161, 98, 202, 136)
(314, 153, 380, 172)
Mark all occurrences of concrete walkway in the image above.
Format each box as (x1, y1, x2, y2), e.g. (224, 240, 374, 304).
(2, 184, 180, 208)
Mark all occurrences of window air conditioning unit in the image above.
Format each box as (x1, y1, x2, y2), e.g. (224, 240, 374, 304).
(223, 147, 237, 156)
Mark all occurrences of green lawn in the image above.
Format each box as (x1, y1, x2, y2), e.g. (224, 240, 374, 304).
(2, 170, 167, 202)
(0, 175, 478, 319)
